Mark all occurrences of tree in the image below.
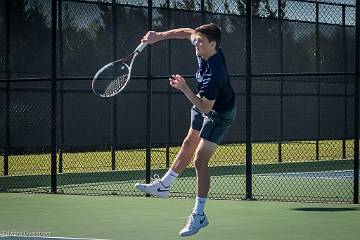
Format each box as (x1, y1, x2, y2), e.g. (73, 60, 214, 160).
(236, 0, 246, 15)
(182, 0, 196, 10)
(206, 0, 214, 12)
(263, 0, 277, 19)
(235, 0, 283, 17)
(8, 0, 51, 76)
(224, 0, 231, 13)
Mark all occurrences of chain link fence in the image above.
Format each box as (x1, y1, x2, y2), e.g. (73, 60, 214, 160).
(0, 0, 359, 203)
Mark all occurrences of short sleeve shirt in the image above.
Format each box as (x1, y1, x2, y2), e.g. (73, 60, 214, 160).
(196, 49, 235, 112)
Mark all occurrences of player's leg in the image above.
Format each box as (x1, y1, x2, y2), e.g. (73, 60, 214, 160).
(161, 107, 205, 185)
(178, 139, 216, 236)
(170, 128, 201, 173)
(194, 139, 217, 203)
(179, 107, 236, 236)
(155, 128, 201, 189)
(135, 128, 201, 198)
(135, 107, 203, 198)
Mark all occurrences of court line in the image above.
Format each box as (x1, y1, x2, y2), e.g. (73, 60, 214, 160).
(257, 170, 356, 179)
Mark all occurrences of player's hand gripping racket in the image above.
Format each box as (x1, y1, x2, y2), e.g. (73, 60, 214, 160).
(92, 42, 147, 97)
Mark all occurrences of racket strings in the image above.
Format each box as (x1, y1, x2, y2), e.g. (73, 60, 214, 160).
(103, 74, 129, 97)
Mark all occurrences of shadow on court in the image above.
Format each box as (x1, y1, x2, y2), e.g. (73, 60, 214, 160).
(292, 207, 359, 212)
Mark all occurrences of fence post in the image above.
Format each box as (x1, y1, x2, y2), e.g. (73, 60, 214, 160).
(278, 0, 283, 163)
(201, 0, 205, 24)
(166, 0, 171, 169)
(354, 0, 360, 204)
(315, 3, 320, 161)
(111, 0, 118, 171)
(4, 0, 11, 176)
(58, 0, 64, 174)
(245, 0, 253, 200)
(342, 5, 348, 160)
(145, 0, 153, 186)
(51, 0, 58, 194)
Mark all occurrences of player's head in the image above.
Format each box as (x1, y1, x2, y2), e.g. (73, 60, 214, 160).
(192, 23, 221, 59)
(194, 23, 221, 49)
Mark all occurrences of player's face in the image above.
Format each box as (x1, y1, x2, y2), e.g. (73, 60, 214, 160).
(192, 33, 216, 59)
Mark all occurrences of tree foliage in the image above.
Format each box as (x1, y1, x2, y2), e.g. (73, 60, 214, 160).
(2, 0, 350, 77)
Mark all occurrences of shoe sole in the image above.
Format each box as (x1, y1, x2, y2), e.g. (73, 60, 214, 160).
(179, 221, 209, 237)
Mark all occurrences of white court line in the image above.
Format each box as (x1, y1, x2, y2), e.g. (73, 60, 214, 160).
(257, 170, 355, 179)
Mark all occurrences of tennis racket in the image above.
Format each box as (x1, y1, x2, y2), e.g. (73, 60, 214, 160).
(92, 42, 147, 97)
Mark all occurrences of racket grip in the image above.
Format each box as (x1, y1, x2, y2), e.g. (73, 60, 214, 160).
(135, 42, 147, 53)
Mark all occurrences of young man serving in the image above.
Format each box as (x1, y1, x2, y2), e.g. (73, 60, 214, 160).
(135, 23, 236, 237)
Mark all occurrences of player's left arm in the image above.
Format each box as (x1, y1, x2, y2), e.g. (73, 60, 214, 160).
(169, 74, 215, 114)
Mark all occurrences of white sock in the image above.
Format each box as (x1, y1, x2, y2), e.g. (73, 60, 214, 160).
(193, 197, 207, 215)
(160, 168, 179, 187)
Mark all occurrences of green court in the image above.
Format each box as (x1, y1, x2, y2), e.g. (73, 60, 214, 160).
(1, 0, 359, 239)
(0, 193, 359, 240)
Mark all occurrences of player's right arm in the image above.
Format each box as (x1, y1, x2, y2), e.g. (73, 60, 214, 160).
(142, 28, 195, 44)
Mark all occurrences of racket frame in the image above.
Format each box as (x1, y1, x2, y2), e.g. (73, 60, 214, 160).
(92, 42, 147, 97)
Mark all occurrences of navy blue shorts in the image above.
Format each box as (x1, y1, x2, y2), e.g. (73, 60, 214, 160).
(190, 105, 236, 144)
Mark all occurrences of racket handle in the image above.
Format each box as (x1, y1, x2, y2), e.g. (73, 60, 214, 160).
(135, 42, 147, 53)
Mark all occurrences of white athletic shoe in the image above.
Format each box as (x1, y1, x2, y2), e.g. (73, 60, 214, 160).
(179, 212, 209, 237)
(134, 174, 170, 198)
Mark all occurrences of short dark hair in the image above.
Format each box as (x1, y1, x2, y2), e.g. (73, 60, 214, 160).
(194, 23, 221, 49)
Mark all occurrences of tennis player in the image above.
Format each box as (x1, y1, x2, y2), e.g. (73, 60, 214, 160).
(135, 23, 236, 237)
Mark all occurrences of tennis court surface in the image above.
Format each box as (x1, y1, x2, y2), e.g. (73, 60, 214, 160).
(0, 193, 359, 240)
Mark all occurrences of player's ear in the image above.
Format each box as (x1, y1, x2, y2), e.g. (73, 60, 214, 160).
(210, 40, 216, 49)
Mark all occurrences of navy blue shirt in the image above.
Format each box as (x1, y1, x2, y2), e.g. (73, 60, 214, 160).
(196, 48, 235, 112)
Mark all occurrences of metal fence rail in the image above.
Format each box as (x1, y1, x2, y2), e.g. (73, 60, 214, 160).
(0, 0, 359, 203)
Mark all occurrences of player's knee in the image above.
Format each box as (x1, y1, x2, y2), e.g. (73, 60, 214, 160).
(182, 137, 195, 152)
(194, 158, 208, 171)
